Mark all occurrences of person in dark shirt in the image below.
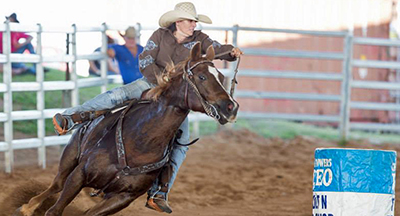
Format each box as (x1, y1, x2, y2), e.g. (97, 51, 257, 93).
(88, 35, 120, 77)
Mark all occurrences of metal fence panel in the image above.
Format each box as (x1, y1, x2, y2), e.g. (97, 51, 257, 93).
(243, 48, 345, 60)
(1, 23, 400, 173)
(235, 90, 342, 101)
(238, 69, 343, 80)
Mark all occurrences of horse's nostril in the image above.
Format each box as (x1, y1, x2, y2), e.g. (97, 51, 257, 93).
(227, 102, 233, 112)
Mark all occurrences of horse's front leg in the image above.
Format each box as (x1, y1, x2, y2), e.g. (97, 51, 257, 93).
(21, 127, 83, 216)
(45, 164, 86, 216)
(84, 192, 139, 216)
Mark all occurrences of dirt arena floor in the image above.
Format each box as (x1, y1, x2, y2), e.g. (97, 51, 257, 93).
(0, 129, 399, 216)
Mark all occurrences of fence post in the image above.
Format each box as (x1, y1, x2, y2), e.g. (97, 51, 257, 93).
(339, 32, 353, 140)
(36, 24, 46, 169)
(3, 21, 13, 173)
(232, 24, 239, 47)
(137, 22, 142, 45)
(222, 24, 239, 131)
(230, 24, 239, 91)
(71, 24, 79, 107)
(100, 23, 108, 93)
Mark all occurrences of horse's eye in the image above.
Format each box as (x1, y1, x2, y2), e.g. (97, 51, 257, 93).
(198, 74, 207, 80)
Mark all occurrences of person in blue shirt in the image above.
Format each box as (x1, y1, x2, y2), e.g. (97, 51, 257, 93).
(107, 26, 143, 84)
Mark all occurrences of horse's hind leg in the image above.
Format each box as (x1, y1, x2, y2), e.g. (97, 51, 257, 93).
(45, 164, 86, 216)
(84, 192, 137, 216)
(20, 130, 83, 216)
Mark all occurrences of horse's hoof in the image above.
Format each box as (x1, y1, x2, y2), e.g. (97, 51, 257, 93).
(19, 204, 36, 216)
(12, 207, 24, 216)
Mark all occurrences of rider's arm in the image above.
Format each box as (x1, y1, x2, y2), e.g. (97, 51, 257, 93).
(199, 32, 236, 61)
(139, 29, 163, 85)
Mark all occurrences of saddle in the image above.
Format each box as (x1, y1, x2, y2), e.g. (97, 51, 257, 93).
(69, 99, 140, 125)
(75, 99, 199, 197)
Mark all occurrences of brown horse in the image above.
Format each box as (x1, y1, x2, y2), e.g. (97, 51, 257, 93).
(18, 42, 239, 216)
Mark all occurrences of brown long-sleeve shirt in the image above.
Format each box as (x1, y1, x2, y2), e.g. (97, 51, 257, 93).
(139, 27, 236, 84)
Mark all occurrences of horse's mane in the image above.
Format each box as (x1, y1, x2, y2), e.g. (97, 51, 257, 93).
(146, 59, 188, 101)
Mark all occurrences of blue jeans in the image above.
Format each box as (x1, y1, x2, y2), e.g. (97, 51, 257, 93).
(89, 69, 118, 76)
(148, 118, 189, 197)
(63, 77, 153, 115)
(63, 77, 190, 196)
(13, 43, 36, 74)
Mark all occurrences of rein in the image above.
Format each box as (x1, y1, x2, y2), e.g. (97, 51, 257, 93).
(229, 56, 240, 97)
(205, 50, 241, 97)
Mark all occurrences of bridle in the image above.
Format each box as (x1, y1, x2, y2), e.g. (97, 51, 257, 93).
(183, 60, 221, 120)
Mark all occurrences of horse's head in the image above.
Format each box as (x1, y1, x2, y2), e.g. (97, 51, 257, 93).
(182, 42, 239, 124)
(145, 42, 239, 124)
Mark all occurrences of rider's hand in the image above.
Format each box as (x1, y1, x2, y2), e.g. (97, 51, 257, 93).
(230, 47, 243, 58)
(162, 74, 170, 82)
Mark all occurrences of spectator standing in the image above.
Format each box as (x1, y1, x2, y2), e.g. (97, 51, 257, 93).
(107, 27, 143, 84)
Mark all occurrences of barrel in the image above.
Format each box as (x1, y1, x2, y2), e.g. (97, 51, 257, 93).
(313, 148, 397, 216)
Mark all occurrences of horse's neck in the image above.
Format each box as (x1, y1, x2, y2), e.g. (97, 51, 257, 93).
(165, 78, 190, 110)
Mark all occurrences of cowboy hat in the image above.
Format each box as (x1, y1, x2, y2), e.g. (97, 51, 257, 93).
(119, 26, 137, 39)
(159, 2, 212, 28)
(5, 13, 19, 23)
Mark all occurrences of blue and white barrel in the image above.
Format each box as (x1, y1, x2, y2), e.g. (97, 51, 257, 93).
(313, 148, 397, 216)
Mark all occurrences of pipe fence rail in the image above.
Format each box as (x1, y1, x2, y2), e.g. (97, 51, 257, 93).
(0, 22, 399, 173)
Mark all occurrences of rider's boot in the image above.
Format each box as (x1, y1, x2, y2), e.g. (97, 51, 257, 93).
(146, 165, 173, 214)
(53, 110, 109, 135)
(52, 113, 74, 135)
(52, 111, 105, 135)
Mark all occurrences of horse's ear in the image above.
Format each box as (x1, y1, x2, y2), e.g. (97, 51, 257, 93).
(205, 45, 215, 61)
(190, 42, 202, 61)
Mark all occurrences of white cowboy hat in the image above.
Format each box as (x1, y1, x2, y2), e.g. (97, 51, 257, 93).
(159, 2, 212, 28)
(119, 26, 137, 39)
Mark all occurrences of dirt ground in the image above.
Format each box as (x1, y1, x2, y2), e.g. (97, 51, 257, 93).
(0, 129, 399, 216)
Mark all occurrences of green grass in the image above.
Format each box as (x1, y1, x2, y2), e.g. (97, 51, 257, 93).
(191, 119, 400, 144)
(2, 68, 400, 144)
(190, 119, 340, 140)
(0, 68, 121, 136)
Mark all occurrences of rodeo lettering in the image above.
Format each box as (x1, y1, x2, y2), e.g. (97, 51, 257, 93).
(312, 194, 327, 209)
(313, 168, 333, 187)
(314, 158, 332, 167)
(313, 195, 333, 216)
(312, 214, 334, 216)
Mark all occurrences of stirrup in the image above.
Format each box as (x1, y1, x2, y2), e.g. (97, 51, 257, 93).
(52, 113, 77, 135)
(145, 195, 172, 214)
(53, 113, 68, 135)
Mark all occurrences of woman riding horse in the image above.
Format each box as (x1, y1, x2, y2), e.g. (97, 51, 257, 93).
(52, 2, 242, 213)
(20, 42, 238, 216)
